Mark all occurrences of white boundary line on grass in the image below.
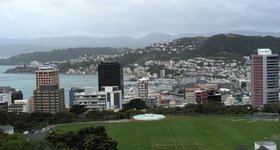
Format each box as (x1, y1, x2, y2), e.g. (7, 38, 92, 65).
(167, 126, 179, 150)
(171, 126, 186, 150)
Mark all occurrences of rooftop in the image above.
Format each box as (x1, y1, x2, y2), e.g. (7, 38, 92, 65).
(258, 48, 272, 55)
(39, 64, 56, 70)
(255, 141, 276, 146)
(0, 125, 14, 130)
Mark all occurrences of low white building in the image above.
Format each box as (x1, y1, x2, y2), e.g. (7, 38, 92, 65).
(255, 141, 276, 150)
(72, 86, 122, 111)
(74, 87, 106, 111)
(224, 95, 238, 106)
(0, 125, 14, 134)
(242, 96, 251, 105)
(8, 99, 33, 113)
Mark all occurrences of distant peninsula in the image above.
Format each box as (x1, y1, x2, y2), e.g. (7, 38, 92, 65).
(5, 66, 37, 74)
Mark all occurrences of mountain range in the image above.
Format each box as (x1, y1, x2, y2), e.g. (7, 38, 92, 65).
(1, 30, 280, 58)
(0, 33, 179, 58)
(2, 33, 280, 65)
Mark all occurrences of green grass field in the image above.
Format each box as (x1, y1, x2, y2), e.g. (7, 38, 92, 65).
(56, 117, 280, 150)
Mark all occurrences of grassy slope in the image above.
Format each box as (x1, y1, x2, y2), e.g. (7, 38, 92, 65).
(56, 117, 280, 150)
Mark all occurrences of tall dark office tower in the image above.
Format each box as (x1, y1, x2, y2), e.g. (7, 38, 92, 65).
(11, 89, 23, 104)
(98, 62, 123, 96)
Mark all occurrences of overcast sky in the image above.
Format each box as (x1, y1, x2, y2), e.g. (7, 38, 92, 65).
(0, 0, 279, 38)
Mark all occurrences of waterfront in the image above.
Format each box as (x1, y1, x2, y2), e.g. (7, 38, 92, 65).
(0, 66, 130, 107)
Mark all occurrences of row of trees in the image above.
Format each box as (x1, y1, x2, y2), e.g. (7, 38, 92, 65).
(147, 103, 258, 115)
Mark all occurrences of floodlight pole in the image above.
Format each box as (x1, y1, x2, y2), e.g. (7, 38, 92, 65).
(119, 114, 120, 127)
(109, 116, 111, 128)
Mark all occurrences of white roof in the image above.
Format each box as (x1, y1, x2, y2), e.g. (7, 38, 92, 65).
(40, 64, 56, 70)
(139, 77, 149, 81)
(255, 141, 276, 146)
(220, 88, 231, 92)
(258, 48, 272, 55)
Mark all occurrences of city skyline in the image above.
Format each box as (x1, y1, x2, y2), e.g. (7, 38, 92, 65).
(0, 0, 279, 38)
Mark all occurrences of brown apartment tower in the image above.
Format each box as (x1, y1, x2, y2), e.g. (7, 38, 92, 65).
(251, 49, 279, 108)
(33, 64, 64, 113)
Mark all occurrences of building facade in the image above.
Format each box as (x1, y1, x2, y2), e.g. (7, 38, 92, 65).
(0, 125, 14, 134)
(33, 64, 65, 113)
(73, 87, 106, 110)
(0, 87, 11, 111)
(69, 87, 85, 109)
(185, 87, 208, 104)
(98, 62, 123, 96)
(138, 78, 149, 102)
(11, 89, 23, 104)
(254, 141, 277, 150)
(70, 86, 122, 111)
(185, 88, 196, 104)
(251, 49, 279, 107)
(100, 86, 122, 111)
(8, 99, 31, 113)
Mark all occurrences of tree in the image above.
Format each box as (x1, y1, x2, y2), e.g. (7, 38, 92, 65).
(123, 99, 146, 111)
(69, 105, 88, 115)
(27, 112, 54, 123)
(53, 112, 75, 123)
(262, 103, 280, 114)
(0, 133, 54, 150)
(77, 126, 118, 150)
(0, 110, 9, 125)
(46, 129, 76, 149)
(46, 126, 118, 150)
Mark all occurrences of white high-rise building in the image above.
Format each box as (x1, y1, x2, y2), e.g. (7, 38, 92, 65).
(100, 86, 122, 111)
(251, 49, 279, 107)
(138, 78, 148, 101)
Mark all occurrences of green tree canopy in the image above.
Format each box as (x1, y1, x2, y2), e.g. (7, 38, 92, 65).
(47, 126, 118, 150)
(123, 99, 146, 111)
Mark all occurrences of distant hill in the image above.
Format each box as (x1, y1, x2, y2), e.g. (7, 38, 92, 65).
(0, 33, 183, 58)
(226, 30, 280, 37)
(1, 31, 279, 58)
(0, 47, 130, 65)
(120, 36, 207, 65)
(0, 44, 54, 58)
(2, 34, 280, 65)
(120, 34, 280, 65)
(195, 34, 280, 57)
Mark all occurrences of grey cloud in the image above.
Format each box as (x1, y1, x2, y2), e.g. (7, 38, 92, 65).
(0, 0, 279, 38)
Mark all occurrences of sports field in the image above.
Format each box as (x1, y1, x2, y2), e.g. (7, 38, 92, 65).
(56, 117, 280, 150)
